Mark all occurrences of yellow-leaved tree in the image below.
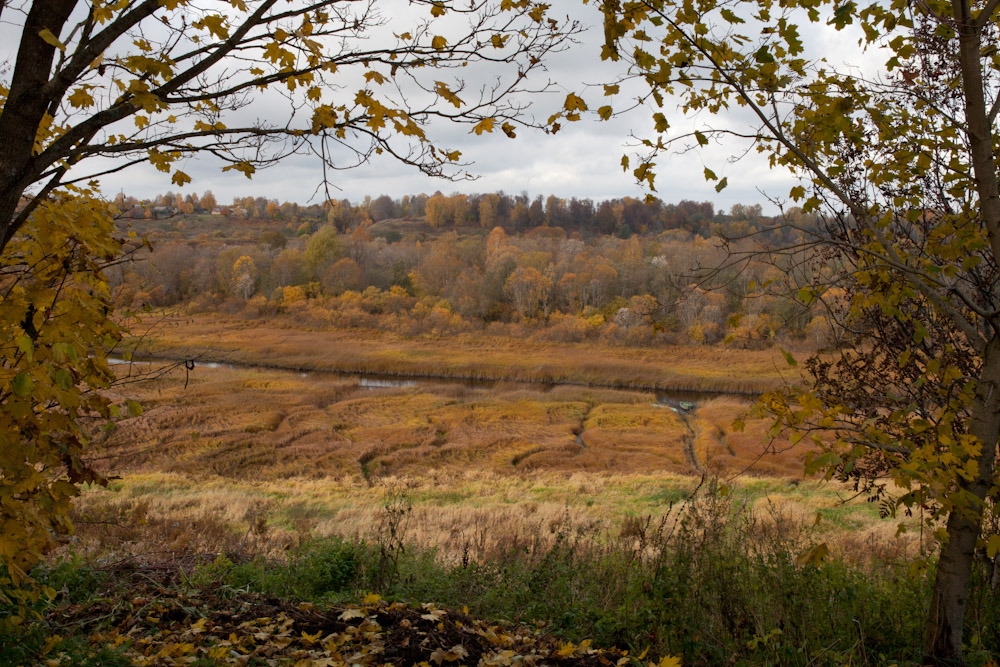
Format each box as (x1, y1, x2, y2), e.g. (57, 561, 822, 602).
(0, 187, 128, 627)
(0, 0, 578, 624)
(593, 0, 1000, 661)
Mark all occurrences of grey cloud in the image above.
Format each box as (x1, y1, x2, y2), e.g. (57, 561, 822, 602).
(12, 2, 809, 212)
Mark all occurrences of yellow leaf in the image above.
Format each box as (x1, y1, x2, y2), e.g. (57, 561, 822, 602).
(171, 170, 191, 187)
(148, 149, 173, 171)
(434, 82, 463, 108)
(40, 634, 61, 655)
(222, 161, 256, 179)
(472, 117, 495, 135)
(987, 534, 1000, 559)
(657, 657, 682, 667)
(795, 542, 829, 567)
(38, 28, 66, 52)
(564, 93, 588, 112)
(67, 87, 95, 109)
(431, 35, 448, 50)
(557, 642, 575, 657)
(338, 608, 365, 621)
(194, 14, 229, 40)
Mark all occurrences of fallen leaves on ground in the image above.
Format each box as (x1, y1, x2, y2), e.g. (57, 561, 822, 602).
(45, 578, 665, 666)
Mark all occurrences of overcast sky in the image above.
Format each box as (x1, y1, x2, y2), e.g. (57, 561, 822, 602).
(0, 1, 854, 212)
(105, 4, 792, 212)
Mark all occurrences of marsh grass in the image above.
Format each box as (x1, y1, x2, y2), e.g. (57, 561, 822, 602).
(127, 313, 793, 394)
(96, 363, 802, 482)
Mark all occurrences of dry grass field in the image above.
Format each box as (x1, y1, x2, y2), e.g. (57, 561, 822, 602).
(71, 360, 924, 570)
(99, 361, 801, 481)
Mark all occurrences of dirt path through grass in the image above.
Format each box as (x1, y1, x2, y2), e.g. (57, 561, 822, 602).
(677, 410, 705, 475)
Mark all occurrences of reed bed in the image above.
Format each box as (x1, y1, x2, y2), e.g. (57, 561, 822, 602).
(125, 313, 794, 394)
(98, 363, 798, 481)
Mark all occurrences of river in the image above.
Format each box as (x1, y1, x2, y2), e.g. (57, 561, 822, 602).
(108, 355, 741, 411)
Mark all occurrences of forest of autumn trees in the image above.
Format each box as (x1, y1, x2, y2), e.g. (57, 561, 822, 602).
(113, 189, 838, 350)
(117, 189, 798, 239)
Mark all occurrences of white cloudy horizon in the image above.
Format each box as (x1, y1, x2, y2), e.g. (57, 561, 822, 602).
(1, 1, 838, 214)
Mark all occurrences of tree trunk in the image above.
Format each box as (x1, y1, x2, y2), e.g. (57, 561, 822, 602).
(0, 0, 77, 250)
(923, 337, 1000, 664)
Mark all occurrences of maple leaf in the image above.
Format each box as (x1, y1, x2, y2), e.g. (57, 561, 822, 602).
(339, 608, 366, 621)
(222, 161, 256, 179)
(430, 645, 469, 663)
(564, 93, 587, 112)
(67, 87, 95, 109)
(472, 118, 495, 135)
(194, 14, 229, 40)
(434, 82, 463, 108)
(171, 170, 191, 187)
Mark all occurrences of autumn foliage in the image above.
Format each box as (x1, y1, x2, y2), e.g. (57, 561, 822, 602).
(0, 189, 128, 626)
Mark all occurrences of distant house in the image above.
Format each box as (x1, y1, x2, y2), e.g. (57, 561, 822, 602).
(151, 206, 176, 219)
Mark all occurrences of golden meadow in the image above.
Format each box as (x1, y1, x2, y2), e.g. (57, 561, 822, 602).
(69, 315, 924, 567)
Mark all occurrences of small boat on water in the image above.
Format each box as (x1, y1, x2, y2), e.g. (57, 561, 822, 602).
(678, 401, 695, 411)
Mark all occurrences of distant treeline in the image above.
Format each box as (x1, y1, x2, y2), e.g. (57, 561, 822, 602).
(117, 190, 818, 243)
(113, 205, 841, 350)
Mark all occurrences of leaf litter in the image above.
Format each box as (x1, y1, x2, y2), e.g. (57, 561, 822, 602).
(43, 572, 657, 667)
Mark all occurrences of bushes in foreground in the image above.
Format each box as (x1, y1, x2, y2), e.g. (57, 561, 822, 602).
(9, 488, 999, 666)
(188, 489, 995, 665)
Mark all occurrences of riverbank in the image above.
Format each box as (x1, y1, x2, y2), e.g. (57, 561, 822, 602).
(120, 313, 801, 394)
